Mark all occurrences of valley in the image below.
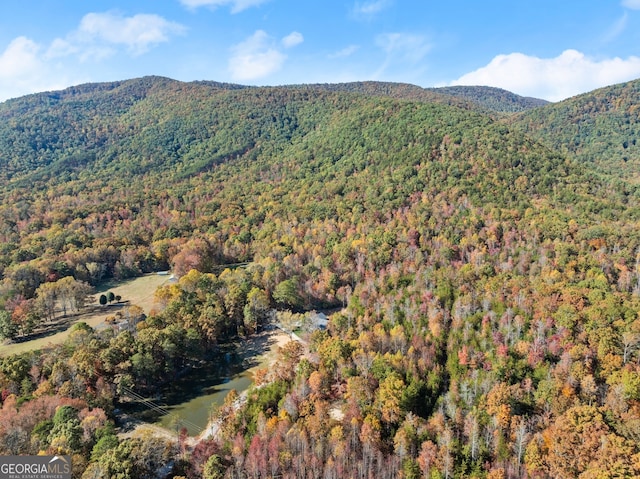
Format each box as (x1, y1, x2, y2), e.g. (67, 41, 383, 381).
(0, 76, 639, 478)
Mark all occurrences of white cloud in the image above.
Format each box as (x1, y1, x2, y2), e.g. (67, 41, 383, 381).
(45, 12, 185, 61)
(371, 33, 431, 82)
(0, 36, 40, 78)
(0, 37, 79, 102)
(328, 44, 360, 59)
(0, 11, 185, 102)
(451, 50, 640, 101)
(229, 30, 286, 81)
(282, 32, 303, 49)
(228, 30, 303, 81)
(602, 13, 628, 42)
(47, 38, 79, 58)
(622, 0, 640, 9)
(353, 0, 393, 19)
(376, 33, 431, 63)
(180, 0, 269, 13)
(71, 12, 186, 57)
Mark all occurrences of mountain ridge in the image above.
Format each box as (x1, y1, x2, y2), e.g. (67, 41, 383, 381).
(509, 77, 640, 179)
(0, 73, 635, 275)
(1, 74, 640, 478)
(1, 75, 549, 114)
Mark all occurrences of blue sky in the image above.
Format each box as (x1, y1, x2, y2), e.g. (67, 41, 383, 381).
(1, 0, 640, 102)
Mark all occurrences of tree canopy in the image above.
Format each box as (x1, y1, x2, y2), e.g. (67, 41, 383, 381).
(0, 76, 639, 478)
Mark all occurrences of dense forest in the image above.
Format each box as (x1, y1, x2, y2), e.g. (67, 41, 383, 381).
(511, 79, 640, 179)
(1, 76, 640, 478)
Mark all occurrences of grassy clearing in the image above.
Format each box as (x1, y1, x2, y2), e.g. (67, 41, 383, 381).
(95, 273, 171, 313)
(0, 273, 171, 357)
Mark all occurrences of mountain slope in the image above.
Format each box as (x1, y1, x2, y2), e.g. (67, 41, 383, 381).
(434, 85, 549, 113)
(1, 76, 640, 479)
(286, 80, 548, 114)
(1, 77, 638, 292)
(0, 76, 635, 269)
(510, 78, 640, 180)
(0, 77, 601, 238)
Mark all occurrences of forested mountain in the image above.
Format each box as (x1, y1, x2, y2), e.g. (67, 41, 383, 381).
(435, 85, 549, 113)
(1, 76, 640, 479)
(511, 78, 640, 180)
(287, 81, 548, 114)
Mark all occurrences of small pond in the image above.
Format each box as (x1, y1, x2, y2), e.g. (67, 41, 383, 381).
(122, 331, 278, 436)
(154, 350, 255, 436)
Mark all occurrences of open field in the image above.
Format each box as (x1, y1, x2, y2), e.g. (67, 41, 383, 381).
(94, 273, 172, 313)
(0, 273, 171, 357)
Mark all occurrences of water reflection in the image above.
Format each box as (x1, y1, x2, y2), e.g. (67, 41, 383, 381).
(155, 364, 254, 436)
(124, 331, 278, 436)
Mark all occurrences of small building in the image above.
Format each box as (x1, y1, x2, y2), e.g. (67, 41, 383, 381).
(309, 312, 329, 330)
(116, 319, 132, 332)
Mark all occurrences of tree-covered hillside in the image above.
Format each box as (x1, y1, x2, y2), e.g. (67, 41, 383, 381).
(1, 76, 640, 479)
(511, 78, 640, 181)
(285, 81, 548, 114)
(435, 85, 549, 113)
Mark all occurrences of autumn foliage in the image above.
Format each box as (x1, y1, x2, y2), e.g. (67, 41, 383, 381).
(1, 77, 640, 477)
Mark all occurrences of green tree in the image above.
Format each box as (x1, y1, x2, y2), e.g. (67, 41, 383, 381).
(35, 281, 59, 321)
(203, 454, 226, 479)
(52, 277, 93, 316)
(0, 309, 18, 340)
(9, 264, 45, 299)
(273, 278, 302, 309)
(243, 287, 271, 334)
(48, 406, 83, 453)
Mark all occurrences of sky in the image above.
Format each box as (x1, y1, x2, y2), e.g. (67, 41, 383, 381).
(1, 1, 640, 103)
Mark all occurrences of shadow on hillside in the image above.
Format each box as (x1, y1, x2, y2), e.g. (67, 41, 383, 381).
(117, 328, 283, 426)
(8, 303, 129, 344)
(10, 316, 76, 343)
